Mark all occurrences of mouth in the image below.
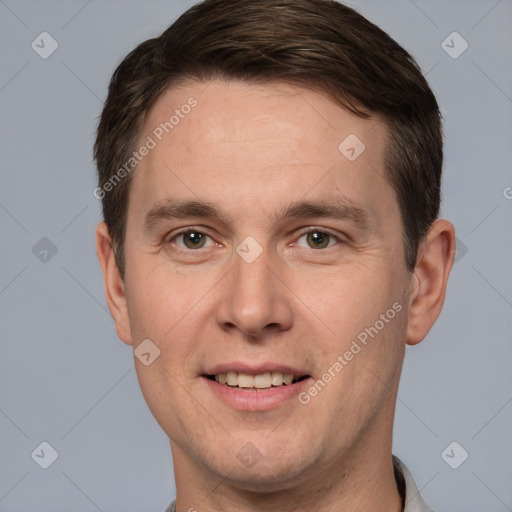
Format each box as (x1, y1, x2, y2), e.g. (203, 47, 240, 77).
(202, 363, 313, 410)
(203, 371, 311, 391)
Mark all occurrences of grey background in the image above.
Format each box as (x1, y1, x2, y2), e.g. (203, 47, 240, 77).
(0, 0, 511, 510)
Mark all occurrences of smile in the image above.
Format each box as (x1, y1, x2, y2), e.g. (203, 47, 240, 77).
(207, 371, 308, 390)
(202, 370, 312, 411)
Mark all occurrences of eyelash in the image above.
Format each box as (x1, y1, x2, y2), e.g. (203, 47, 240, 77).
(166, 227, 344, 252)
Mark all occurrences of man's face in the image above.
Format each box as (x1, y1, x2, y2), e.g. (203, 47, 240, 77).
(117, 80, 413, 488)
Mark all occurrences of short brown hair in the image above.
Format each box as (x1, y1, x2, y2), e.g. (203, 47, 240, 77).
(94, 0, 442, 278)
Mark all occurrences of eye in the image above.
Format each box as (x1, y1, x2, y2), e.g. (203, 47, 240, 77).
(295, 229, 340, 250)
(170, 230, 215, 250)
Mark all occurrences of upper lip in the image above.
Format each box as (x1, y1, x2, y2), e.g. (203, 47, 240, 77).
(205, 362, 310, 377)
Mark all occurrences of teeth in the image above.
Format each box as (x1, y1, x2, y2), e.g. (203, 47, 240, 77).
(226, 371, 238, 386)
(253, 373, 272, 388)
(237, 373, 254, 388)
(212, 371, 296, 388)
(283, 373, 293, 385)
(271, 372, 284, 386)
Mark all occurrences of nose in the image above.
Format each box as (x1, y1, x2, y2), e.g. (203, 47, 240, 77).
(214, 241, 294, 340)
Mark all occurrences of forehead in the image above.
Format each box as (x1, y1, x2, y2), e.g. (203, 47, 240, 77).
(131, 79, 394, 225)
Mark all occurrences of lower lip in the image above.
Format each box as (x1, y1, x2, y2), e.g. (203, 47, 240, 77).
(202, 376, 312, 411)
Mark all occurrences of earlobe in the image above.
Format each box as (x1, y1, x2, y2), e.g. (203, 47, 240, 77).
(405, 219, 456, 346)
(95, 222, 133, 345)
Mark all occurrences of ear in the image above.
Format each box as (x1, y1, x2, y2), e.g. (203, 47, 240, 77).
(95, 222, 133, 345)
(406, 219, 456, 346)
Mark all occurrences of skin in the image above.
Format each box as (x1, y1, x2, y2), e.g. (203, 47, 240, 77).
(96, 79, 455, 512)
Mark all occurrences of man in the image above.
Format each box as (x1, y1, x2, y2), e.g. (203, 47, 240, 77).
(94, 1, 455, 510)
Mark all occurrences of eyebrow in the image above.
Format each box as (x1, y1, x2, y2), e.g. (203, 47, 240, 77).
(143, 196, 371, 233)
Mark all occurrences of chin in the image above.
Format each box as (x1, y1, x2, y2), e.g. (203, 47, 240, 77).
(204, 440, 321, 492)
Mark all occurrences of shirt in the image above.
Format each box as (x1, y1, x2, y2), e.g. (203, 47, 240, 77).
(165, 455, 434, 512)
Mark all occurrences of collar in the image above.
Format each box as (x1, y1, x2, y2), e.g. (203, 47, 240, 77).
(393, 455, 435, 512)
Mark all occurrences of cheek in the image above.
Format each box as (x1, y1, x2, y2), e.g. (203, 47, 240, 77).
(124, 255, 221, 388)
(124, 252, 205, 337)
(305, 258, 408, 407)
(313, 278, 407, 432)
(308, 260, 402, 342)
